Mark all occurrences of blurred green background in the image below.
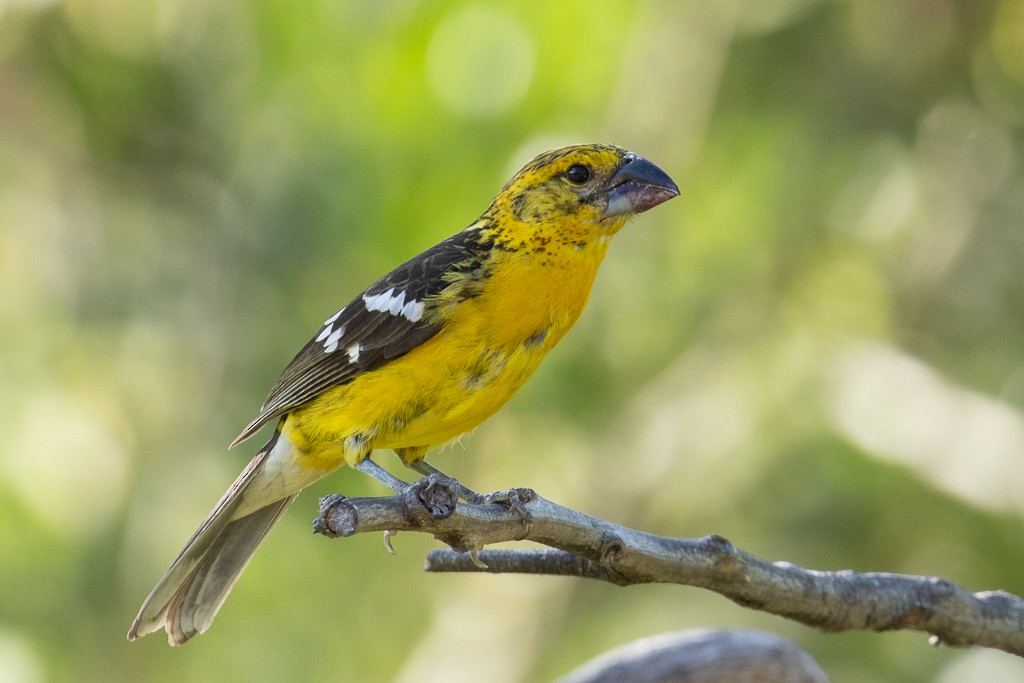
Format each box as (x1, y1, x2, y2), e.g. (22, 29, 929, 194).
(2, 0, 1024, 681)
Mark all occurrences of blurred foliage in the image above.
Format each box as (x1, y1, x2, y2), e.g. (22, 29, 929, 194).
(2, 0, 1024, 681)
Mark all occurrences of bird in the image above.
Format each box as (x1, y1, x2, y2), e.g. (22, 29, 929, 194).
(127, 143, 679, 645)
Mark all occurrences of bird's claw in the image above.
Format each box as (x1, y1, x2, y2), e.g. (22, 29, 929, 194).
(471, 487, 535, 516)
(413, 473, 459, 518)
(469, 549, 488, 569)
(383, 529, 397, 555)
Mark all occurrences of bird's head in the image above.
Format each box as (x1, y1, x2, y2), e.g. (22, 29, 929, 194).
(489, 144, 679, 237)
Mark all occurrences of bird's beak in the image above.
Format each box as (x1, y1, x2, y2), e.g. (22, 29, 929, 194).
(603, 153, 680, 218)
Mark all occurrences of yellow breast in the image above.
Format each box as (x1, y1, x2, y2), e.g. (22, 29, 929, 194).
(284, 225, 614, 469)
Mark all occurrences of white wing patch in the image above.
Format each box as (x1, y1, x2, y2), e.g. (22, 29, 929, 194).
(362, 287, 425, 322)
(323, 328, 344, 353)
(316, 289, 424, 356)
(318, 308, 346, 353)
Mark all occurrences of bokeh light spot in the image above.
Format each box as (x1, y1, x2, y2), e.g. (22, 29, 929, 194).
(425, 6, 535, 118)
(6, 391, 130, 537)
(992, 0, 1024, 86)
(0, 631, 42, 683)
(917, 99, 1015, 201)
(829, 343, 1024, 514)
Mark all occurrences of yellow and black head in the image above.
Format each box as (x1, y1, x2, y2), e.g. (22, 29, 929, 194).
(490, 143, 679, 232)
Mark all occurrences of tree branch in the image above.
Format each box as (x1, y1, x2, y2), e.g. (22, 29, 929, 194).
(312, 476, 1024, 657)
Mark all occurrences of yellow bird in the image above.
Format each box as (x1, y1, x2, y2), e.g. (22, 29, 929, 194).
(128, 143, 678, 645)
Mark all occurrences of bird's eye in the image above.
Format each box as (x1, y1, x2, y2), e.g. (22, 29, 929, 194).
(564, 164, 591, 185)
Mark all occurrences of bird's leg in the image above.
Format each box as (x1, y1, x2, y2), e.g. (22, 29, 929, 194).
(353, 458, 411, 494)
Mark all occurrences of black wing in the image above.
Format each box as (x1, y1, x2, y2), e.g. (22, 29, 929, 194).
(231, 223, 495, 446)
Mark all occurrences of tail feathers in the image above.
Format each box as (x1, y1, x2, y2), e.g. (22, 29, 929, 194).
(128, 440, 296, 646)
(162, 495, 296, 644)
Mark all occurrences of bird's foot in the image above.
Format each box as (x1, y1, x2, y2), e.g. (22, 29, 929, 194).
(412, 472, 459, 518)
(405, 460, 534, 514)
(464, 487, 535, 516)
(407, 460, 488, 505)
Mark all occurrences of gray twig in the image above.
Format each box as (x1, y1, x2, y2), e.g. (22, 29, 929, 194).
(313, 476, 1024, 658)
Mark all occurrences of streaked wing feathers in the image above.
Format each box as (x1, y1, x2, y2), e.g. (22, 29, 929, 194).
(231, 224, 494, 446)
